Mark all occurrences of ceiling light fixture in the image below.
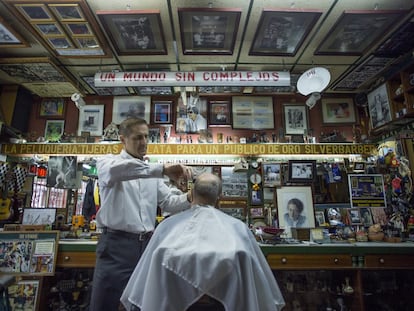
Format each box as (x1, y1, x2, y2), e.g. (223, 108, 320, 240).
(71, 93, 86, 109)
(297, 67, 331, 109)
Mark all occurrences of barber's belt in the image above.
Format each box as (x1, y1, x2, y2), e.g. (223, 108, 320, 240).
(102, 227, 153, 241)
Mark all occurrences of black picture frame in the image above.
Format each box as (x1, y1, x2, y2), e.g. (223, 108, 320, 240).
(367, 83, 392, 129)
(152, 101, 172, 125)
(208, 100, 232, 126)
(288, 160, 316, 183)
(178, 8, 241, 55)
(97, 10, 167, 55)
(315, 10, 404, 56)
(249, 9, 321, 56)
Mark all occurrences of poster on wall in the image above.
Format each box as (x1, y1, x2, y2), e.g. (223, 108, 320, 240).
(348, 174, 386, 208)
(47, 156, 78, 189)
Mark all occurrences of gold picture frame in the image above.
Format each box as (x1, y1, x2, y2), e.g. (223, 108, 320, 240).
(6, 0, 110, 57)
(0, 17, 29, 48)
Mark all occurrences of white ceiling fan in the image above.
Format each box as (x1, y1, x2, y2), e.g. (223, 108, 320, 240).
(297, 67, 331, 109)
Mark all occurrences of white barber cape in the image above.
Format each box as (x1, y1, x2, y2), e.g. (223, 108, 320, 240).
(121, 205, 285, 311)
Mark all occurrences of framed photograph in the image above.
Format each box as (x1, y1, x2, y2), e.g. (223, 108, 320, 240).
(8, 278, 42, 310)
(348, 174, 386, 209)
(176, 97, 208, 134)
(249, 9, 321, 56)
(250, 189, 263, 206)
(232, 96, 274, 129)
(48, 4, 84, 21)
(219, 199, 247, 221)
(221, 166, 248, 198)
(276, 186, 315, 233)
(11, 2, 109, 57)
(44, 120, 64, 142)
(315, 10, 403, 56)
(288, 160, 316, 183)
(370, 207, 388, 225)
(367, 83, 392, 129)
(283, 103, 308, 135)
(38, 98, 65, 118)
(77, 105, 104, 136)
(219, 207, 246, 221)
(22, 208, 56, 225)
(97, 10, 167, 55)
(250, 207, 264, 218)
(34, 23, 63, 36)
(148, 127, 160, 143)
(321, 97, 356, 124)
(348, 208, 362, 225)
(15, 4, 53, 22)
(263, 163, 281, 187)
(152, 101, 172, 124)
(64, 22, 91, 35)
(353, 162, 366, 172)
(208, 100, 232, 126)
(360, 207, 374, 226)
(315, 210, 326, 227)
(47, 156, 78, 189)
(178, 8, 241, 55)
(0, 17, 28, 47)
(112, 96, 151, 124)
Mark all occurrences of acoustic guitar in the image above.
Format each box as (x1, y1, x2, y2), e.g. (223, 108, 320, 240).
(0, 174, 12, 220)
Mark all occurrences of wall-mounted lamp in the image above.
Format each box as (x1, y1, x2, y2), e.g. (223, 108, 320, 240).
(71, 93, 86, 109)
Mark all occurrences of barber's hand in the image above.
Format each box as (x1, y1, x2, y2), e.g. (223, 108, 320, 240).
(163, 164, 192, 189)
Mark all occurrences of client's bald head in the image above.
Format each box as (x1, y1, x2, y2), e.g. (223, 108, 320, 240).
(192, 173, 222, 207)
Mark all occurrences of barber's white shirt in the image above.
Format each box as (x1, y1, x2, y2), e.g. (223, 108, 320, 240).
(96, 149, 189, 233)
(121, 205, 285, 310)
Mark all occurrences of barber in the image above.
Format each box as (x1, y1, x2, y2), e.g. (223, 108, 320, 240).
(90, 117, 191, 311)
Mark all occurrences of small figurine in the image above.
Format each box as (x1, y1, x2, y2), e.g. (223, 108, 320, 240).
(103, 122, 119, 141)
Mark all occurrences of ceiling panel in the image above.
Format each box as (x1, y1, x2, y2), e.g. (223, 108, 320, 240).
(0, 0, 413, 98)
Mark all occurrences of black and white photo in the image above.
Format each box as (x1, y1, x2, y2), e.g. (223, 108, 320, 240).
(367, 83, 392, 129)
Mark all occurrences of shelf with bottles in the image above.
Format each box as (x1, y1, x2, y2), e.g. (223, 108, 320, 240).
(273, 270, 362, 311)
(387, 62, 414, 119)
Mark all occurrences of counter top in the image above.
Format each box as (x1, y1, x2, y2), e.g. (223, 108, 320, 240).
(58, 239, 414, 255)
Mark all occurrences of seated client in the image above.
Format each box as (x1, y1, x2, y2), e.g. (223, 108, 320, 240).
(121, 173, 285, 311)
